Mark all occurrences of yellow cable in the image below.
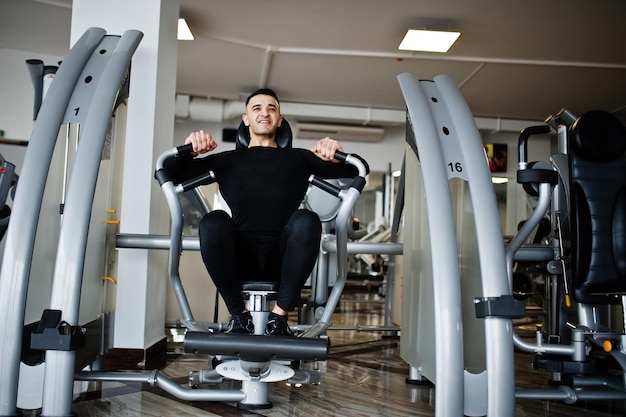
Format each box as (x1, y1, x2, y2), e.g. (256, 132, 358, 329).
(102, 276, 117, 285)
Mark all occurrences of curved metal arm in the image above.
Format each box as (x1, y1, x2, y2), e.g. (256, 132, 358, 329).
(155, 143, 193, 171)
(154, 145, 208, 323)
(518, 125, 552, 170)
(308, 151, 368, 195)
(302, 152, 367, 338)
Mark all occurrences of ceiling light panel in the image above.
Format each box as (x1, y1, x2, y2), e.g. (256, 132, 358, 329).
(178, 18, 194, 41)
(398, 29, 460, 53)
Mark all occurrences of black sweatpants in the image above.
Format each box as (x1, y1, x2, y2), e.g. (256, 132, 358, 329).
(198, 209, 322, 315)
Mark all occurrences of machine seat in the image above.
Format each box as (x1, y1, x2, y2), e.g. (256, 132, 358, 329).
(242, 281, 279, 293)
(570, 110, 626, 304)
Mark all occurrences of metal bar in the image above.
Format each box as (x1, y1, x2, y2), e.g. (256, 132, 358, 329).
(322, 240, 403, 255)
(75, 371, 246, 402)
(383, 156, 406, 334)
(118, 233, 402, 255)
(304, 187, 361, 336)
(505, 182, 553, 285)
(154, 146, 198, 323)
(516, 386, 626, 403)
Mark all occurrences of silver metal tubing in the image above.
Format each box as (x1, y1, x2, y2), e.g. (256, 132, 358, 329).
(408, 366, 422, 381)
(325, 324, 401, 332)
(179, 319, 226, 332)
(383, 160, 405, 336)
(293, 323, 402, 333)
(512, 245, 555, 262)
(306, 187, 361, 336)
(321, 240, 403, 255)
(505, 182, 553, 284)
(300, 155, 368, 338)
(515, 386, 577, 403)
(313, 236, 331, 306)
(512, 333, 575, 355)
(345, 154, 368, 178)
(516, 386, 626, 403)
(161, 180, 194, 322)
(301, 321, 332, 338)
(155, 146, 177, 171)
(568, 374, 626, 391)
(116, 233, 199, 250)
(76, 371, 246, 402)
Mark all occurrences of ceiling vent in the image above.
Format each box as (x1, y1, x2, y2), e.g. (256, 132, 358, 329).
(294, 123, 385, 142)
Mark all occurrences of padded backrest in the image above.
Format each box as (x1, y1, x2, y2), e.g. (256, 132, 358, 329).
(570, 110, 626, 304)
(235, 119, 293, 149)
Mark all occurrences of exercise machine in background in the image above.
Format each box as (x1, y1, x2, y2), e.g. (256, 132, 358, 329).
(0, 153, 18, 241)
(397, 68, 626, 416)
(511, 108, 626, 405)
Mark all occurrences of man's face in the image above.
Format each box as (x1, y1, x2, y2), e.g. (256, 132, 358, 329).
(242, 94, 283, 136)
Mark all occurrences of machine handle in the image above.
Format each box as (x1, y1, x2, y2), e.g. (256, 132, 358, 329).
(155, 144, 211, 188)
(518, 125, 552, 168)
(308, 151, 368, 197)
(309, 175, 342, 197)
(333, 150, 348, 162)
(180, 171, 216, 192)
(175, 143, 194, 155)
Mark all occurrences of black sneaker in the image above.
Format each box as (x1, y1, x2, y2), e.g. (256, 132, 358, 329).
(226, 311, 254, 334)
(265, 312, 294, 336)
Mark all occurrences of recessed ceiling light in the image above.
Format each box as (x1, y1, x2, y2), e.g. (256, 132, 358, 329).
(178, 18, 194, 41)
(398, 29, 460, 53)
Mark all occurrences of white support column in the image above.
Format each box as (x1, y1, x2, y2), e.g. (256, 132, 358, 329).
(71, 0, 178, 350)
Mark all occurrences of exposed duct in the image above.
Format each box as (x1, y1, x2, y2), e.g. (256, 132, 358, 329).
(174, 93, 404, 126)
(174, 93, 543, 134)
(175, 94, 244, 122)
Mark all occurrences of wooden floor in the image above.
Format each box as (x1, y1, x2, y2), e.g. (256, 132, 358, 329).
(27, 286, 626, 417)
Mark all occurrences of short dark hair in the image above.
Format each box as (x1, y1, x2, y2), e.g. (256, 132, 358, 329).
(245, 88, 280, 106)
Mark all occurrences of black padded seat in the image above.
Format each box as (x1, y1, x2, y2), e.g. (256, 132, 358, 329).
(241, 281, 279, 293)
(235, 119, 292, 149)
(241, 281, 278, 309)
(570, 110, 626, 304)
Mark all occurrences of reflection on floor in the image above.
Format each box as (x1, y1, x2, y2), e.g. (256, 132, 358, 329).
(23, 286, 626, 417)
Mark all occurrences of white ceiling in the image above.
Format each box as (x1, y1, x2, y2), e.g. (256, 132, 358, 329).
(3, 0, 626, 128)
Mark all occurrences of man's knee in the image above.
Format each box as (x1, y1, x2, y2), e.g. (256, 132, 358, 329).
(199, 210, 234, 241)
(288, 209, 321, 237)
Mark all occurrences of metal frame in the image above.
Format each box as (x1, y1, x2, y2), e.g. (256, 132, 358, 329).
(0, 28, 143, 417)
(397, 72, 515, 416)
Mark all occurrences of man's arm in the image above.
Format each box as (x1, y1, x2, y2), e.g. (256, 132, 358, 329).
(311, 137, 344, 161)
(185, 129, 218, 155)
(162, 130, 219, 183)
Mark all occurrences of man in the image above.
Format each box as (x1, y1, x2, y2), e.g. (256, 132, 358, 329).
(170, 88, 364, 336)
